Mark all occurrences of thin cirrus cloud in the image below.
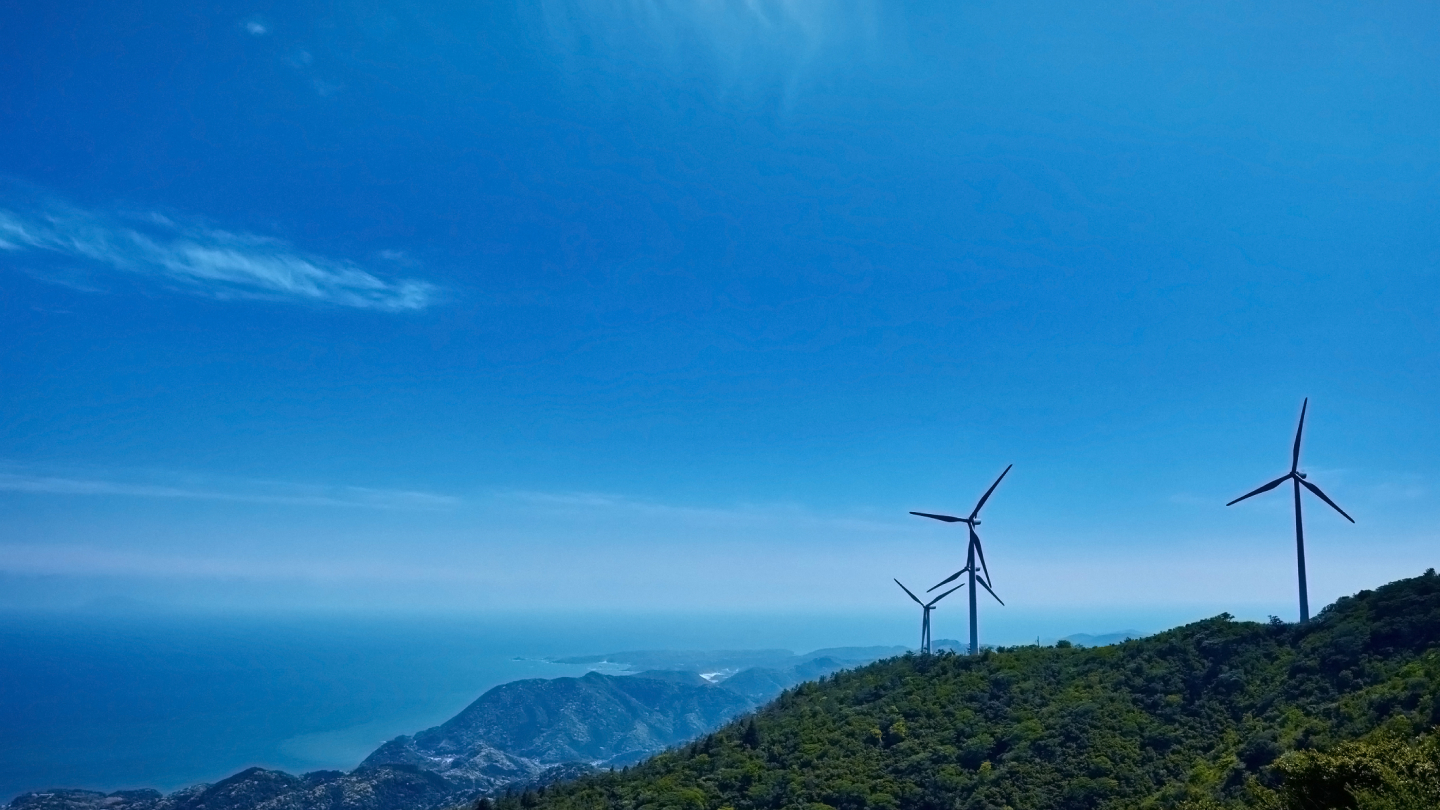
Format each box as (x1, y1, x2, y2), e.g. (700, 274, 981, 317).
(0, 194, 437, 311)
(495, 488, 902, 535)
(0, 465, 458, 510)
(0, 543, 489, 583)
(536, 0, 890, 92)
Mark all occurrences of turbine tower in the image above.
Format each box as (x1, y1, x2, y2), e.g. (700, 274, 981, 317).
(1227, 399, 1354, 623)
(910, 464, 1012, 655)
(894, 579, 963, 654)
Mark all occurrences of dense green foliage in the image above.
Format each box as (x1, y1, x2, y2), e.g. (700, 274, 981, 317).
(1270, 730, 1440, 810)
(492, 571, 1440, 810)
(1180, 729, 1440, 810)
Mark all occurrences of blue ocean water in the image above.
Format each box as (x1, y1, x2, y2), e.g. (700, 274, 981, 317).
(0, 610, 917, 801)
(0, 614, 561, 799)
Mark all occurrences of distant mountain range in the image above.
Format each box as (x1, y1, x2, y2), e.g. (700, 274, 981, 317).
(8, 647, 901, 810)
(546, 646, 909, 680)
(1057, 630, 1145, 647)
(930, 631, 1146, 652)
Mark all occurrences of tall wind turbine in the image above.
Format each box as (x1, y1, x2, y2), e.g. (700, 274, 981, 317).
(910, 464, 1012, 655)
(895, 579, 963, 655)
(1227, 399, 1354, 623)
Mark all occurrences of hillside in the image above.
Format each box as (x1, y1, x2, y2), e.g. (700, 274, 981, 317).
(363, 655, 865, 785)
(364, 670, 756, 778)
(493, 571, 1440, 810)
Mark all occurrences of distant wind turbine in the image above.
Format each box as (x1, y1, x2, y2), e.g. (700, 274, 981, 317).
(910, 464, 1012, 655)
(894, 579, 963, 655)
(1227, 399, 1354, 623)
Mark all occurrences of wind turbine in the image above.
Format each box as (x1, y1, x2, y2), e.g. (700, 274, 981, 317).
(1227, 399, 1354, 623)
(910, 464, 1012, 655)
(894, 579, 963, 654)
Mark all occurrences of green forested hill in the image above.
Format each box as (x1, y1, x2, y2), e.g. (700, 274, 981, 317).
(494, 571, 1440, 810)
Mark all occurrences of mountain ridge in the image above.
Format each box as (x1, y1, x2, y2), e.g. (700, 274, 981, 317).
(484, 570, 1440, 810)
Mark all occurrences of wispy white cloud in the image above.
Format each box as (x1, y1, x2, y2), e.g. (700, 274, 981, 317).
(0, 543, 487, 582)
(20, 265, 108, 294)
(494, 488, 901, 534)
(310, 78, 343, 97)
(0, 464, 457, 510)
(538, 0, 891, 96)
(277, 47, 343, 98)
(244, 20, 268, 36)
(0, 196, 437, 311)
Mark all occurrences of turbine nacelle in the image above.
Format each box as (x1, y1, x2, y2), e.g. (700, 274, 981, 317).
(1227, 401, 1351, 524)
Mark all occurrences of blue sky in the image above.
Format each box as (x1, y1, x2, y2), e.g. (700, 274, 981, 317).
(1, 0, 1438, 629)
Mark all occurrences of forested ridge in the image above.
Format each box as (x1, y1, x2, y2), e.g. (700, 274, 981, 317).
(489, 571, 1440, 810)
